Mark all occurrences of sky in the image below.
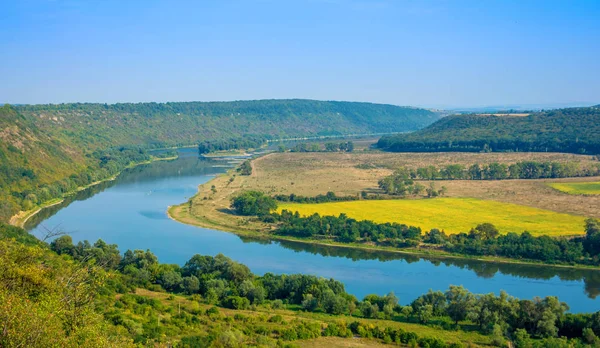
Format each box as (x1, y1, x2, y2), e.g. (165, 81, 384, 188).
(1, 0, 599, 108)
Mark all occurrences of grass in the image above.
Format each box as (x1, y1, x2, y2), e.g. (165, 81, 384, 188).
(548, 182, 600, 195)
(131, 288, 492, 347)
(278, 198, 587, 236)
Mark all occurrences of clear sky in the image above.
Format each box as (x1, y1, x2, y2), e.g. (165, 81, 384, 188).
(1, 0, 599, 108)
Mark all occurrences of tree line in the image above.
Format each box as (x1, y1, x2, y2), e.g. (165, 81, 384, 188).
(380, 161, 600, 181)
(197, 135, 268, 154)
(289, 141, 354, 153)
(274, 191, 359, 203)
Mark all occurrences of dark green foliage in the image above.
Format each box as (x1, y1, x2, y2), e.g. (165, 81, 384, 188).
(291, 141, 355, 153)
(51, 236, 122, 269)
(378, 106, 600, 154)
(223, 296, 250, 310)
(387, 161, 600, 181)
(274, 191, 358, 203)
(197, 135, 267, 154)
(237, 160, 252, 176)
(270, 210, 421, 243)
(378, 169, 427, 196)
(231, 191, 277, 216)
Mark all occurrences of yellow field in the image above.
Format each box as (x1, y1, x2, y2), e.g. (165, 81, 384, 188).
(278, 198, 587, 236)
(548, 182, 600, 195)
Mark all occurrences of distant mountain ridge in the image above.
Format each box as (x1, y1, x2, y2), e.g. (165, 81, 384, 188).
(378, 105, 600, 154)
(1, 99, 439, 221)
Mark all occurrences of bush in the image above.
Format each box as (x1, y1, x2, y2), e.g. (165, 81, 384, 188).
(223, 296, 250, 310)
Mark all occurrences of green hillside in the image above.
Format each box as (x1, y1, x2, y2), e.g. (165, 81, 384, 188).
(377, 106, 600, 154)
(1, 222, 598, 347)
(1, 100, 438, 222)
(16, 99, 438, 149)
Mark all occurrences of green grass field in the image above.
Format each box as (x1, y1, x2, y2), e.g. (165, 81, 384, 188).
(278, 198, 587, 236)
(548, 182, 600, 195)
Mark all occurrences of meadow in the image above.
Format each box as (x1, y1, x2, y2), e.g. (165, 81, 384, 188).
(548, 181, 600, 195)
(278, 198, 587, 236)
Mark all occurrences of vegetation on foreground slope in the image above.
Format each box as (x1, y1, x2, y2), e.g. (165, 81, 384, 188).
(3, 222, 600, 347)
(0, 100, 438, 222)
(378, 106, 600, 155)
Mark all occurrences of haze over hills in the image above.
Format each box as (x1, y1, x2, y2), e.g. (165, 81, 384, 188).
(0, 99, 439, 221)
(378, 105, 600, 154)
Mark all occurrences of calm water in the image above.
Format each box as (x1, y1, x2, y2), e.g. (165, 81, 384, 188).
(27, 149, 600, 313)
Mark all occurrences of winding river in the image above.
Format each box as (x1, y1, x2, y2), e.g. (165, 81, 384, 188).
(27, 148, 600, 313)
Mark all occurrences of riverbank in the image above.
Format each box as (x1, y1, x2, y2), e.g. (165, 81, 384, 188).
(10, 155, 178, 228)
(167, 175, 600, 272)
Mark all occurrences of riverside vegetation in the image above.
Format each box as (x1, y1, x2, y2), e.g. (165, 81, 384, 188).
(4, 222, 600, 347)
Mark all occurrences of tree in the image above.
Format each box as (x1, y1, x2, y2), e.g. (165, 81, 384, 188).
(513, 328, 531, 348)
(584, 218, 600, 254)
(346, 141, 354, 152)
(302, 294, 319, 311)
(583, 327, 598, 345)
(182, 276, 200, 294)
(471, 223, 500, 240)
(321, 289, 347, 315)
(325, 142, 338, 152)
(445, 285, 475, 324)
(231, 191, 277, 216)
(416, 304, 433, 323)
(51, 235, 75, 255)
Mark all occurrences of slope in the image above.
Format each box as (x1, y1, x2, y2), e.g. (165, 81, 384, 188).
(377, 106, 600, 154)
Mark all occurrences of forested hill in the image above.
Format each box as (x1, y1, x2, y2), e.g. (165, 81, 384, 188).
(1, 100, 438, 222)
(377, 106, 600, 154)
(15, 99, 438, 148)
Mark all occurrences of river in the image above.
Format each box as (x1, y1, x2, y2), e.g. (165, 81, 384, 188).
(26, 148, 600, 313)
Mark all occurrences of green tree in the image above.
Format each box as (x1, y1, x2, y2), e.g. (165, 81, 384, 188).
(231, 191, 277, 216)
(445, 285, 476, 324)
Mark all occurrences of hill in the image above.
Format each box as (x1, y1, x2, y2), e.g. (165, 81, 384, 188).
(1, 100, 438, 222)
(15, 99, 438, 149)
(377, 106, 600, 154)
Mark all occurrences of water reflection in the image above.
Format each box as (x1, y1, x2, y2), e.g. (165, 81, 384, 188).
(238, 236, 600, 299)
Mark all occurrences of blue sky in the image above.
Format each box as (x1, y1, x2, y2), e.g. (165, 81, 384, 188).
(1, 0, 599, 107)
